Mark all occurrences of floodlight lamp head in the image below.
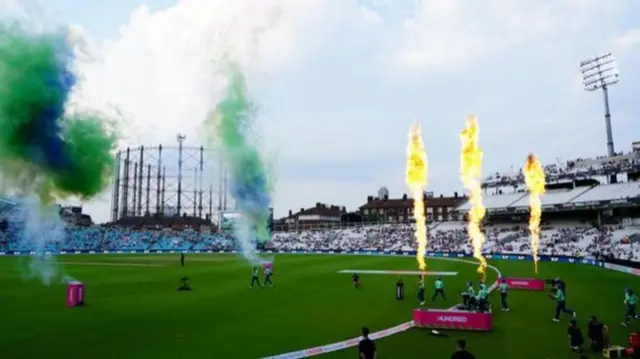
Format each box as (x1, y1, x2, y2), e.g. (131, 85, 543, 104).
(580, 52, 614, 67)
(580, 52, 620, 91)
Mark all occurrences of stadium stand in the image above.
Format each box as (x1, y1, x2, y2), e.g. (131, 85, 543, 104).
(457, 192, 526, 211)
(518, 187, 591, 206)
(482, 150, 640, 186)
(1, 220, 638, 260)
(577, 182, 640, 202)
(1, 152, 640, 267)
(0, 226, 235, 252)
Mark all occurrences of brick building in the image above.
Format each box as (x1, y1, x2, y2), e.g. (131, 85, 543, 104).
(281, 203, 346, 225)
(359, 193, 464, 223)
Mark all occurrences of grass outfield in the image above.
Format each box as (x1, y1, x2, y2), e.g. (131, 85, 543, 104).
(0, 254, 639, 359)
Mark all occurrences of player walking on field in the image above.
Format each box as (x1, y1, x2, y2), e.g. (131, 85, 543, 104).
(622, 288, 639, 327)
(432, 276, 446, 302)
(552, 285, 576, 322)
(499, 279, 510, 312)
(250, 266, 261, 288)
(263, 266, 273, 287)
(464, 282, 476, 310)
(352, 273, 361, 288)
(418, 275, 426, 306)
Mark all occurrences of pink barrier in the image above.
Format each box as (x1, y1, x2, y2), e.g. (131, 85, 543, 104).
(413, 309, 492, 331)
(66, 281, 85, 307)
(498, 277, 545, 291)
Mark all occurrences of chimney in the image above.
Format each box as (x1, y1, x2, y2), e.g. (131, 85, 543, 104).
(288, 209, 292, 217)
(440, 194, 443, 198)
(402, 193, 407, 200)
(342, 206, 346, 212)
(454, 191, 458, 198)
(300, 207, 304, 213)
(367, 196, 373, 203)
(316, 202, 321, 208)
(422, 193, 427, 201)
(383, 195, 388, 201)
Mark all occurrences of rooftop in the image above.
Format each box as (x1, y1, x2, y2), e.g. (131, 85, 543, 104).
(359, 194, 463, 209)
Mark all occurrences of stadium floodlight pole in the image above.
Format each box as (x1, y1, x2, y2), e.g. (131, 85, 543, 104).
(580, 53, 620, 157)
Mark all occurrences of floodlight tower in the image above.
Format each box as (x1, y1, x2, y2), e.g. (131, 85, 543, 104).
(580, 53, 620, 157)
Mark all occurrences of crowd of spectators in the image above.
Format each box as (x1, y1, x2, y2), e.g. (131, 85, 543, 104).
(2, 220, 637, 261)
(0, 226, 235, 252)
(483, 151, 640, 187)
(270, 221, 640, 260)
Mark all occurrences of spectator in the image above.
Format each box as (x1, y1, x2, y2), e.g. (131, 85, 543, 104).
(588, 316, 604, 352)
(568, 319, 584, 353)
(358, 327, 376, 359)
(451, 339, 475, 359)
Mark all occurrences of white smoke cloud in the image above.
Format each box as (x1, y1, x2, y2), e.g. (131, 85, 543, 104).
(70, 0, 335, 148)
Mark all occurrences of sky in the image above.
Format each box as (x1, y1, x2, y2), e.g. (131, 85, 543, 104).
(3, 0, 640, 223)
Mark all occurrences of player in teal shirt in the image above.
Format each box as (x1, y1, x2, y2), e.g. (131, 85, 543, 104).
(418, 275, 426, 306)
(250, 266, 261, 288)
(499, 279, 510, 312)
(552, 285, 576, 322)
(467, 283, 476, 296)
(263, 266, 273, 287)
(476, 284, 489, 312)
(432, 277, 446, 302)
(622, 288, 638, 327)
(463, 281, 476, 310)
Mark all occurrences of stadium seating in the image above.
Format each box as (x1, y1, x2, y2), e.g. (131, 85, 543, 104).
(1, 154, 639, 264)
(2, 220, 636, 260)
(510, 187, 591, 206)
(575, 182, 640, 202)
(0, 226, 234, 252)
(483, 151, 640, 185)
(457, 192, 526, 211)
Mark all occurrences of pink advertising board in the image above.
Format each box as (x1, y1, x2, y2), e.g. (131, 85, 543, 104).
(412, 309, 492, 331)
(498, 277, 545, 291)
(604, 263, 640, 276)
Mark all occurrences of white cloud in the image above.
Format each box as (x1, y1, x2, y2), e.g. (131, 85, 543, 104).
(359, 7, 383, 24)
(72, 0, 327, 146)
(393, 0, 623, 73)
(614, 29, 640, 52)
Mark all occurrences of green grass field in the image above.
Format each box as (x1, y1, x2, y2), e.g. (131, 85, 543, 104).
(1, 253, 639, 359)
